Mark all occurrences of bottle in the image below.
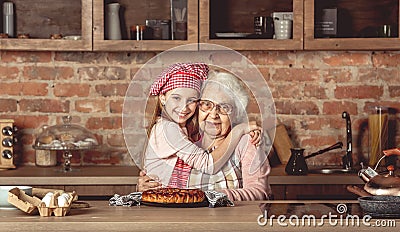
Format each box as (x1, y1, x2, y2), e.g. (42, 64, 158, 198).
(105, 3, 122, 40)
(3, 2, 14, 38)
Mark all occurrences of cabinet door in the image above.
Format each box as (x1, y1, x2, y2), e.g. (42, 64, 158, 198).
(305, 0, 400, 50)
(199, 0, 303, 50)
(0, 0, 92, 51)
(93, 0, 198, 51)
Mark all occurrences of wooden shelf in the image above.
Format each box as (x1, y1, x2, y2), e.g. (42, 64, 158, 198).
(304, 0, 400, 50)
(92, 0, 198, 51)
(199, 0, 304, 51)
(0, 0, 92, 51)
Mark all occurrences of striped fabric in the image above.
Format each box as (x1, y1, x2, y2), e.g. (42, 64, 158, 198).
(168, 157, 193, 188)
(187, 153, 242, 191)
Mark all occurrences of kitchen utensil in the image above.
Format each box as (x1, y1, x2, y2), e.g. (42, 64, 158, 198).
(358, 195, 400, 215)
(285, 142, 343, 175)
(358, 148, 400, 196)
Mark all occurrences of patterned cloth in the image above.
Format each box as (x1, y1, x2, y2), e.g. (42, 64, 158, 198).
(149, 62, 209, 95)
(168, 157, 192, 188)
(108, 191, 233, 208)
(109, 192, 142, 207)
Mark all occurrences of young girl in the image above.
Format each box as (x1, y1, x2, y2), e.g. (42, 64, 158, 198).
(144, 63, 259, 187)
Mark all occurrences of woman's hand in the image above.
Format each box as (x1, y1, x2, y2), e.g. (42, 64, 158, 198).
(137, 170, 162, 192)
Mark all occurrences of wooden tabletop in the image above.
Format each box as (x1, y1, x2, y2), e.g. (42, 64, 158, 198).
(0, 200, 397, 232)
(0, 165, 364, 186)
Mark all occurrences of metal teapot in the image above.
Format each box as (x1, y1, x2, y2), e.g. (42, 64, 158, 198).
(358, 148, 400, 196)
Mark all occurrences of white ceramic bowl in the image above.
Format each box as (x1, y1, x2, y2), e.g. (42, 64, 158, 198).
(0, 186, 32, 209)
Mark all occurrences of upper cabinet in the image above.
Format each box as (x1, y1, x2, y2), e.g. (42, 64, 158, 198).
(199, 0, 304, 50)
(92, 0, 198, 51)
(304, 0, 400, 50)
(1, 0, 400, 51)
(0, 0, 92, 51)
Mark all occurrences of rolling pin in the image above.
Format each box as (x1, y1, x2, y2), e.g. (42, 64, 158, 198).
(268, 124, 294, 164)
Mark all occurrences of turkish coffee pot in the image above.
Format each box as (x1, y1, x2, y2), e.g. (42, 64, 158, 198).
(285, 141, 343, 175)
(358, 148, 400, 196)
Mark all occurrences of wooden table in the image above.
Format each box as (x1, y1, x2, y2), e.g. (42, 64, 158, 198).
(0, 200, 398, 231)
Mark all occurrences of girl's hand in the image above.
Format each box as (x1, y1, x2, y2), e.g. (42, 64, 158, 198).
(137, 170, 162, 192)
(249, 129, 262, 146)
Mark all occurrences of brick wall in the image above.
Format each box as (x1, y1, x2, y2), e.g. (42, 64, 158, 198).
(1, 50, 399, 167)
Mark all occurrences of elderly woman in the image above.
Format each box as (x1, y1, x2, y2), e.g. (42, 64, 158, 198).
(140, 70, 272, 201)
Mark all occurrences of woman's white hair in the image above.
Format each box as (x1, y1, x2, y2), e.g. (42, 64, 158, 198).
(202, 70, 249, 125)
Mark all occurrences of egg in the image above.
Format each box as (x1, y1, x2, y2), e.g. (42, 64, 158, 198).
(61, 193, 70, 200)
(41, 195, 52, 207)
(57, 195, 68, 207)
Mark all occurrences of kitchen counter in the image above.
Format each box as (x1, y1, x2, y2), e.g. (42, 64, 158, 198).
(0, 165, 365, 199)
(0, 200, 398, 231)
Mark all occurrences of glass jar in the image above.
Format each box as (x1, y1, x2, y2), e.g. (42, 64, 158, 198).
(368, 106, 389, 167)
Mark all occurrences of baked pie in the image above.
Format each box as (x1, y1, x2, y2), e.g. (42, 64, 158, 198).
(141, 188, 205, 204)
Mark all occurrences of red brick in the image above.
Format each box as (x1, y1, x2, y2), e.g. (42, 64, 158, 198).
(75, 100, 107, 113)
(107, 133, 125, 147)
(23, 66, 74, 80)
(0, 99, 17, 112)
(1, 51, 51, 63)
(0, 66, 19, 79)
(243, 51, 295, 66)
(304, 84, 328, 99)
(322, 53, 371, 66)
(0, 83, 47, 96)
(110, 100, 123, 113)
(323, 101, 358, 115)
(270, 83, 300, 99)
(78, 66, 127, 81)
(358, 68, 399, 84)
(372, 53, 400, 67)
(19, 99, 69, 113)
(335, 86, 383, 99)
(86, 117, 122, 130)
(298, 117, 344, 130)
(54, 83, 90, 97)
(257, 67, 271, 81)
(55, 52, 107, 63)
(320, 68, 353, 83)
(272, 68, 319, 82)
(275, 101, 319, 115)
(300, 136, 339, 148)
(95, 84, 129, 97)
(389, 86, 400, 97)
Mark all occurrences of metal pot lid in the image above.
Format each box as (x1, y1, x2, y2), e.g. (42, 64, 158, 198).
(33, 116, 98, 151)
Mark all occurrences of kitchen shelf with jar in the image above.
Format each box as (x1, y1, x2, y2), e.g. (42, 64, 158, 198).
(304, 0, 400, 50)
(199, 0, 304, 51)
(92, 0, 198, 51)
(0, 0, 92, 51)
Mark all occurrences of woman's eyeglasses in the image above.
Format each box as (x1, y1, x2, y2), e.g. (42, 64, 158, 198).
(198, 100, 233, 115)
